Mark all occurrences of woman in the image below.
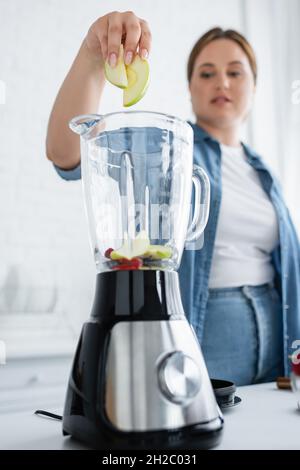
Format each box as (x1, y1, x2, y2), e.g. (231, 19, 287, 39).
(46, 11, 300, 386)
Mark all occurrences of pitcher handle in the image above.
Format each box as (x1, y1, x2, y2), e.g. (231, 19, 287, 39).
(185, 165, 210, 243)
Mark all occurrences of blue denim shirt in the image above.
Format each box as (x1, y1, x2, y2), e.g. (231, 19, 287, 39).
(53, 122, 300, 375)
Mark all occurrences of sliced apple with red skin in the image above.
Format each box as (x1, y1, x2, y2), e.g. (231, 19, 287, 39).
(104, 45, 128, 89)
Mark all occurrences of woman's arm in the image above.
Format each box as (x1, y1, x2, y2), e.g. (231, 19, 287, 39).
(46, 11, 152, 170)
(46, 41, 104, 170)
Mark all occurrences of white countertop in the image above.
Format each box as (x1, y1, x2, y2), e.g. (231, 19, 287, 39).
(0, 382, 299, 450)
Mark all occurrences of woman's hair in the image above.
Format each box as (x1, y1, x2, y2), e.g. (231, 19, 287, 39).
(187, 27, 257, 85)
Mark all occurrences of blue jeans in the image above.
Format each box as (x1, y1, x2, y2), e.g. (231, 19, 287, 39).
(198, 283, 284, 386)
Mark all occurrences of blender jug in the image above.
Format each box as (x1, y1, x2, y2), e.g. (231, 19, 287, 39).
(62, 111, 223, 450)
(69, 111, 210, 272)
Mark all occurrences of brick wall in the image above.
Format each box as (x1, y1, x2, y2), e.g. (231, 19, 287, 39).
(0, 0, 244, 356)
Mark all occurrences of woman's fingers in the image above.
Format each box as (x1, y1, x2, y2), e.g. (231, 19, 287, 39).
(122, 12, 142, 65)
(107, 12, 123, 66)
(86, 11, 152, 67)
(87, 15, 109, 62)
(138, 20, 152, 60)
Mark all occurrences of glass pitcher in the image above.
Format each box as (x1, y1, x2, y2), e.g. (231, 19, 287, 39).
(70, 111, 210, 273)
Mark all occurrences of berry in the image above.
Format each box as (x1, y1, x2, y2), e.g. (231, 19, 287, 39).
(112, 257, 143, 270)
(104, 248, 114, 259)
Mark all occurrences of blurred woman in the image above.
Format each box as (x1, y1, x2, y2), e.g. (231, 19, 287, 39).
(46, 11, 300, 385)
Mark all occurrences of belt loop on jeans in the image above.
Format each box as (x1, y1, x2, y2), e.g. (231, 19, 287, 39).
(242, 285, 252, 299)
(242, 282, 274, 299)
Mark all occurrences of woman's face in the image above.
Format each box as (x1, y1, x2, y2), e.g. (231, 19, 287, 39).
(189, 39, 256, 129)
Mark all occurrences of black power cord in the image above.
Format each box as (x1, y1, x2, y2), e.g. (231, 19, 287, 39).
(34, 409, 62, 421)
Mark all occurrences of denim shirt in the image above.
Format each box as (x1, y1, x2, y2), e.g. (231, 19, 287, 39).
(53, 122, 300, 375)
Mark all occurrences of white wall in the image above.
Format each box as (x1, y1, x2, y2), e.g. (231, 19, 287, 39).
(244, 0, 300, 230)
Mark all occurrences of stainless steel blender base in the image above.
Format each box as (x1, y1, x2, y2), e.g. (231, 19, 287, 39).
(105, 320, 222, 433)
(62, 271, 223, 450)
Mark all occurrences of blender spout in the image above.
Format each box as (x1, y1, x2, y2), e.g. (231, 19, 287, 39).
(69, 114, 103, 136)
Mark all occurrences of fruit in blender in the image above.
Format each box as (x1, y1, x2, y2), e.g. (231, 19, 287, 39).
(143, 245, 172, 259)
(110, 230, 150, 260)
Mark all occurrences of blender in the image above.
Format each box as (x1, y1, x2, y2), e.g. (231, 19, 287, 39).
(62, 111, 223, 449)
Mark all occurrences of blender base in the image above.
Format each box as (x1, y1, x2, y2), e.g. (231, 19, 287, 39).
(63, 416, 223, 450)
(62, 270, 224, 450)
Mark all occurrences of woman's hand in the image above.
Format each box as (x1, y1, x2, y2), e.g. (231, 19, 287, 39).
(46, 11, 151, 169)
(85, 11, 152, 67)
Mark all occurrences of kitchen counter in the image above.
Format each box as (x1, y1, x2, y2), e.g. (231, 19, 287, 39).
(0, 382, 299, 450)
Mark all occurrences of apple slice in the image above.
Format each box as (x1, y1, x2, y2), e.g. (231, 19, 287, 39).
(104, 45, 128, 89)
(144, 245, 173, 260)
(110, 239, 132, 260)
(110, 230, 150, 260)
(123, 55, 150, 107)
